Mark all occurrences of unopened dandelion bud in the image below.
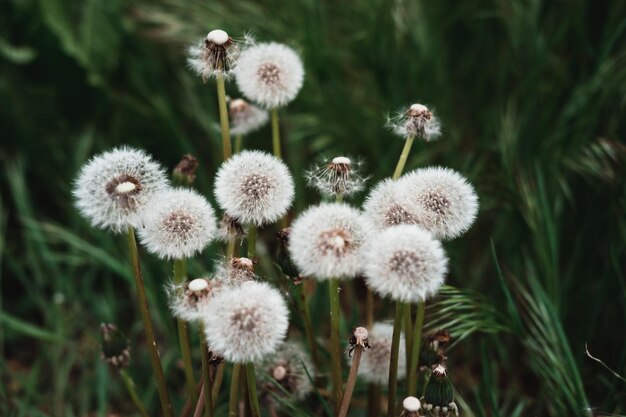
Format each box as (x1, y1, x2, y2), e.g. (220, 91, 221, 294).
(305, 156, 368, 198)
(100, 323, 131, 369)
(421, 365, 458, 417)
(187, 29, 245, 81)
(388, 103, 441, 142)
(229, 97, 269, 136)
(173, 154, 199, 185)
(401, 396, 422, 417)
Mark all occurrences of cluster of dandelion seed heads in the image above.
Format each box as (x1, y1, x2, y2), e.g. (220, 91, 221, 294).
(137, 188, 217, 260)
(388, 103, 441, 141)
(167, 277, 221, 322)
(288, 203, 371, 280)
(213, 257, 257, 286)
(256, 342, 314, 401)
(202, 281, 289, 363)
(363, 179, 420, 231)
(399, 167, 478, 240)
(364, 225, 448, 303)
(235, 42, 304, 109)
(304, 156, 368, 198)
(187, 29, 246, 81)
(73, 146, 169, 234)
(214, 150, 294, 226)
(229, 98, 269, 136)
(354, 322, 406, 385)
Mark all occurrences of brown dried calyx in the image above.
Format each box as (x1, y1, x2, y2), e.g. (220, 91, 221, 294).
(173, 154, 199, 185)
(100, 323, 131, 369)
(347, 326, 371, 357)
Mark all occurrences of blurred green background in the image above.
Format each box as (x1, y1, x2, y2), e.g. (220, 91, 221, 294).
(1, 0, 625, 416)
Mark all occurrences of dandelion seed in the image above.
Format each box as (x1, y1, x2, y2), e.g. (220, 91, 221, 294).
(214, 150, 294, 226)
(167, 277, 221, 322)
(73, 146, 169, 233)
(202, 281, 289, 363)
(138, 188, 218, 260)
(362, 178, 420, 230)
(401, 397, 422, 417)
(388, 103, 441, 142)
(350, 322, 406, 385)
(256, 342, 314, 402)
(235, 42, 304, 109)
(288, 202, 371, 280)
(363, 225, 448, 303)
(213, 257, 257, 286)
(305, 156, 368, 199)
(187, 29, 246, 81)
(399, 167, 478, 240)
(229, 98, 269, 136)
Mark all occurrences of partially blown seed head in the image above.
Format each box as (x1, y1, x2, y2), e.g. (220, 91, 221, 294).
(187, 29, 247, 81)
(73, 146, 169, 233)
(304, 156, 368, 199)
(167, 277, 221, 322)
(353, 322, 406, 384)
(213, 257, 257, 286)
(388, 103, 441, 141)
(229, 98, 269, 136)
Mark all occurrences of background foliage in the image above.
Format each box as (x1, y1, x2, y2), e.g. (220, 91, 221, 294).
(1, 0, 625, 416)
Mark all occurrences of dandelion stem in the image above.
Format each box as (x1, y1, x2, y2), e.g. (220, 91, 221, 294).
(235, 134, 243, 153)
(329, 278, 343, 412)
(367, 383, 381, 417)
(407, 302, 425, 395)
(338, 345, 363, 417)
(175, 259, 197, 405)
(119, 369, 150, 417)
(387, 302, 404, 417)
(245, 363, 262, 417)
(192, 384, 206, 417)
(392, 135, 415, 180)
(216, 73, 232, 160)
(212, 363, 225, 405)
(365, 289, 374, 328)
(126, 227, 173, 417)
(200, 334, 213, 417)
(271, 108, 281, 159)
(228, 363, 241, 417)
(296, 284, 320, 369)
(403, 303, 413, 387)
(227, 236, 236, 260)
(247, 225, 257, 258)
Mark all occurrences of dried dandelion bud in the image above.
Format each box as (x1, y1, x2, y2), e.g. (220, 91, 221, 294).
(138, 188, 218, 260)
(364, 225, 448, 303)
(214, 257, 257, 286)
(420, 330, 451, 369)
(347, 327, 371, 357)
(288, 203, 371, 280)
(167, 277, 221, 322)
(401, 396, 423, 417)
(235, 42, 304, 109)
(73, 146, 169, 233)
(187, 29, 245, 81)
(173, 154, 199, 185)
(348, 322, 406, 384)
(388, 103, 441, 142)
(399, 167, 478, 240)
(363, 178, 420, 231)
(214, 150, 294, 226)
(100, 323, 131, 369)
(202, 281, 289, 363)
(305, 156, 368, 199)
(229, 98, 269, 136)
(421, 365, 458, 417)
(256, 342, 314, 402)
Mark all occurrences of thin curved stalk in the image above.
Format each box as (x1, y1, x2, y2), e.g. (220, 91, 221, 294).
(338, 345, 363, 417)
(235, 134, 243, 153)
(119, 369, 150, 417)
(200, 335, 213, 417)
(392, 135, 415, 180)
(212, 363, 225, 405)
(216, 73, 232, 160)
(228, 364, 242, 417)
(403, 303, 413, 386)
(407, 302, 426, 395)
(329, 278, 343, 412)
(245, 363, 262, 417)
(387, 303, 404, 417)
(296, 284, 319, 369)
(271, 108, 281, 158)
(175, 259, 197, 404)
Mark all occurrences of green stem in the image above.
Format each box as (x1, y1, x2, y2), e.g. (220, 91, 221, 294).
(175, 259, 197, 405)
(200, 335, 213, 417)
(126, 228, 173, 417)
(235, 134, 243, 153)
(367, 383, 381, 417)
(407, 302, 426, 395)
(271, 108, 281, 158)
(329, 278, 343, 412)
(403, 303, 413, 388)
(119, 369, 150, 417)
(296, 284, 319, 369)
(212, 363, 225, 405)
(392, 135, 415, 180)
(247, 225, 257, 259)
(387, 303, 404, 417)
(216, 73, 232, 160)
(228, 364, 241, 417)
(245, 363, 262, 417)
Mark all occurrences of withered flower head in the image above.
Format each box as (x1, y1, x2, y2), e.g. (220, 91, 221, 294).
(100, 323, 131, 369)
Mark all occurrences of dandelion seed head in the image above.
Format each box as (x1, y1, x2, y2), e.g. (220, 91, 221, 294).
(288, 203, 371, 280)
(305, 156, 368, 199)
(256, 342, 314, 401)
(364, 225, 448, 303)
(399, 167, 478, 240)
(202, 281, 289, 363)
(229, 98, 269, 136)
(354, 322, 406, 384)
(214, 257, 257, 286)
(363, 179, 419, 231)
(235, 42, 304, 109)
(187, 29, 246, 81)
(214, 150, 294, 226)
(138, 188, 217, 260)
(388, 103, 441, 141)
(167, 277, 221, 322)
(73, 146, 169, 234)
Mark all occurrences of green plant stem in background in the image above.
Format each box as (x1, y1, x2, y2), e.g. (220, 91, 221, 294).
(247, 225, 257, 258)
(119, 369, 150, 417)
(245, 363, 262, 417)
(387, 302, 404, 417)
(235, 134, 243, 153)
(296, 284, 319, 369)
(216, 73, 232, 160)
(227, 236, 236, 260)
(392, 135, 415, 180)
(337, 344, 364, 417)
(271, 108, 281, 159)
(228, 364, 241, 417)
(175, 259, 197, 405)
(126, 228, 173, 417)
(329, 278, 343, 412)
(200, 337, 213, 417)
(367, 383, 381, 417)
(212, 364, 225, 405)
(407, 302, 425, 395)
(365, 289, 374, 328)
(403, 304, 413, 385)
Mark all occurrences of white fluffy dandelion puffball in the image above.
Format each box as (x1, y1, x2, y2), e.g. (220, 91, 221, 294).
(399, 166, 478, 240)
(363, 225, 448, 303)
(167, 277, 222, 322)
(229, 98, 269, 136)
(235, 42, 304, 109)
(354, 322, 406, 384)
(73, 146, 169, 234)
(288, 202, 371, 280)
(214, 150, 294, 226)
(363, 178, 420, 231)
(138, 188, 218, 260)
(202, 281, 289, 363)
